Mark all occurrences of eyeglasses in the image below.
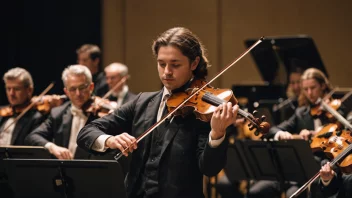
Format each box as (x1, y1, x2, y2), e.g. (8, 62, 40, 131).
(66, 83, 90, 93)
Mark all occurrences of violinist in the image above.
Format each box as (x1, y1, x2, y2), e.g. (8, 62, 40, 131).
(76, 44, 109, 97)
(25, 65, 100, 159)
(274, 64, 304, 122)
(104, 62, 137, 107)
(0, 67, 45, 146)
(258, 68, 347, 198)
(77, 27, 239, 198)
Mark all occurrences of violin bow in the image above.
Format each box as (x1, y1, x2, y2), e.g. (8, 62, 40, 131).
(102, 75, 130, 100)
(114, 37, 265, 160)
(1, 82, 55, 133)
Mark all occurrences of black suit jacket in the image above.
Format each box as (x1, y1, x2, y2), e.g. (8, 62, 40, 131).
(77, 90, 228, 198)
(0, 109, 44, 145)
(24, 101, 91, 159)
(108, 91, 137, 105)
(266, 105, 315, 139)
(93, 71, 109, 97)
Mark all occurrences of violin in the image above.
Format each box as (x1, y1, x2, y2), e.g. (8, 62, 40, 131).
(82, 96, 118, 117)
(166, 79, 270, 136)
(310, 98, 341, 120)
(0, 95, 67, 117)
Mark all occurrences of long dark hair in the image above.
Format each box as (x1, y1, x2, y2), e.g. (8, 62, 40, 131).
(152, 27, 210, 79)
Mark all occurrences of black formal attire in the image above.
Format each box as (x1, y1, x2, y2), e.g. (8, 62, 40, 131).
(24, 101, 95, 159)
(0, 108, 44, 145)
(93, 71, 109, 97)
(77, 89, 229, 198)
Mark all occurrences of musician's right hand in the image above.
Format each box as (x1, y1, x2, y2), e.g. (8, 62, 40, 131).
(47, 144, 73, 159)
(105, 132, 137, 156)
(277, 131, 293, 140)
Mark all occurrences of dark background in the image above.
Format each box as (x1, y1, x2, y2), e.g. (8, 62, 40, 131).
(1, 0, 101, 105)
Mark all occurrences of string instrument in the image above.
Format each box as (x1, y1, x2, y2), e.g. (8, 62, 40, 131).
(290, 100, 352, 198)
(82, 96, 118, 117)
(310, 98, 342, 121)
(81, 75, 130, 117)
(0, 83, 57, 133)
(114, 37, 267, 160)
(166, 79, 270, 136)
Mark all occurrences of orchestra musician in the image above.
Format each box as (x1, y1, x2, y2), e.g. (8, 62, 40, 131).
(0, 67, 45, 146)
(104, 62, 137, 107)
(76, 44, 109, 97)
(257, 68, 349, 198)
(24, 65, 101, 159)
(77, 27, 239, 198)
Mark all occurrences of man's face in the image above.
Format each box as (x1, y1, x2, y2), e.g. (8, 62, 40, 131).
(5, 79, 33, 106)
(157, 45, 198, 91)
(105, 70, 123, 93)
(77, 52, 99, 72)
(289, 72, 301, 97)
(63, 74, 94, 108)
(301, 78, 325, 104)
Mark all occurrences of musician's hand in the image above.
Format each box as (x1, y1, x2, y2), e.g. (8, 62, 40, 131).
(105, 132, 137, 156)
(48, 144, 73, 160)
(320, 162, 335, 182)
(277, 131, 293, 140)
(210, 102, 239, 140)
(299, 129, 312, 140)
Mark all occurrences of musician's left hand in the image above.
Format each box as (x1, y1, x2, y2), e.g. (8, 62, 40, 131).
(210, 102, 239, 140)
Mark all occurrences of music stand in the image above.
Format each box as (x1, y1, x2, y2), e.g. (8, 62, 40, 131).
(3, 159, 126, 198)
(245, 35, 328, 84)
(225, 140, 320, 195)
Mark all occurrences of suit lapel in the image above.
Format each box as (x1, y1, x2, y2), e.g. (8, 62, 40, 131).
(159, 121, 180, 158)
(144, 91, 163, 131)
(62, 107, 73, 147)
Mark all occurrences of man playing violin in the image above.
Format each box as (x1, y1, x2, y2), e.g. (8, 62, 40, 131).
(0, 67, 45, 146)
(104, 62, 137, 107)
(77, 27, 239, 198)
(25, 65, 98, 159)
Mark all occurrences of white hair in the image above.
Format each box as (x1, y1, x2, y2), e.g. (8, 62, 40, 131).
(3, 67, 34, 88)
(104, 62, 128, 77)
(61, 65, 92, 86)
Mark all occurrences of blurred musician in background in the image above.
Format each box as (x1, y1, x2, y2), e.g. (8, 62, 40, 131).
(0, 67, 45, 146)
(25, 65, 97, 159)
(76, 44, 109, 97)
(104, 62, 137, 107)
(256, 68, 349, 198)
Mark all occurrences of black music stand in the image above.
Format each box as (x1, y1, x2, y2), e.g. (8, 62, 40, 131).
(0, 146, 52, 198)
(0, 146, 51, 159)
(3, 159, 126, 198)
(225, 140, 320, 195)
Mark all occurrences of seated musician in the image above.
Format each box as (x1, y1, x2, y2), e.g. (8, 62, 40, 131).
(0, 67, 45, 146)
(25, 65, 100, 159)
(76, 44, 109, 97)
(76, 27, 239, 198)
(104, 62, 137, 106)
(260, 68, 349, 198)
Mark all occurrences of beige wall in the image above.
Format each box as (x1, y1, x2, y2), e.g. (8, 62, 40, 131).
(102, 0, 352, 93)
